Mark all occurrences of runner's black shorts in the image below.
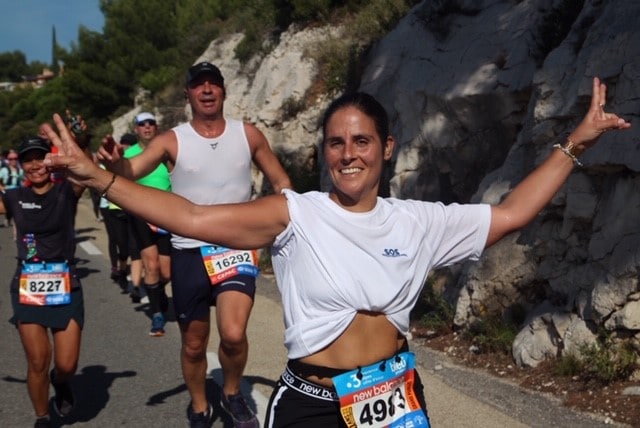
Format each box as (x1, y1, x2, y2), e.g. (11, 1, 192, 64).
(129, 214, 171, 255)
(264, 362, 428, 427)
(170, 247, 256, 324)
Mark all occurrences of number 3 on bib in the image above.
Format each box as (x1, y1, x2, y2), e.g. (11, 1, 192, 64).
(333, 352, 430, 428)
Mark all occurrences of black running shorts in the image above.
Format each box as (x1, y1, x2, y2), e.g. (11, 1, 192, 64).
(170, 247, 256, 323)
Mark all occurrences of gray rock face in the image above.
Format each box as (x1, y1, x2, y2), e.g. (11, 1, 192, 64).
(115, 0, 640, 367)
(365, 0, 640, 367)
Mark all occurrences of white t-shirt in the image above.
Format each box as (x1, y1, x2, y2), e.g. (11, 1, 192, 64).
(272, 189, 491, 359)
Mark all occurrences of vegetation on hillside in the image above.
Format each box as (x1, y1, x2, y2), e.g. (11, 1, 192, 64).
(0, 0, 419, 151)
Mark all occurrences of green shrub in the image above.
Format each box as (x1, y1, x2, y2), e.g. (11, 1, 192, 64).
(464, 313, 519, 355)
(579, 340, 638, 382)
(139, 66, 179, 95)
(281, 96, 307, 121)
(414, 277, 455, 334)
(308, 39, 354, 95)
(554, 336, 638, 383)
(235, 31, 265, 65)
(553, 352, 583, 377)
(290, 0, 333, 21)
(352, 0, 415, 41)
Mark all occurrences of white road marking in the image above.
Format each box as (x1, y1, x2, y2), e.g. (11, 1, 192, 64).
(79, 240, 102, 255)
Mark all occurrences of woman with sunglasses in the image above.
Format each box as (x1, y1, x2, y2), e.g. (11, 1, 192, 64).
(1, 149, 25, 232)
(0, 136, 89, 428)
(0, 149, 24, 191)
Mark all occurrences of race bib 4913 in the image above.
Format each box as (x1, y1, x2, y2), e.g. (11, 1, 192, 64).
(332, 352, 430, 428)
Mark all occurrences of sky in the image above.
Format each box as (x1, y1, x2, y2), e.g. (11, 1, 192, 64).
(0, 0, 105, 64)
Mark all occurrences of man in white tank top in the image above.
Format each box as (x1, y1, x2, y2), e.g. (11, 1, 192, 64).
(98, 62, 292, 427)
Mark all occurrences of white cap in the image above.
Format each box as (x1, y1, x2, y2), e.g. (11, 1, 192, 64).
(134, 112, 156, 124)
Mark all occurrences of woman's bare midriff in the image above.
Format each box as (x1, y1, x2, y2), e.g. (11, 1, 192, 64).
(299, 311, 406, 387)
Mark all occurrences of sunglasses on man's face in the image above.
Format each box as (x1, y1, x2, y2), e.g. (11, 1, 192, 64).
(137, 120, 156, 127)
(8, 157, 18, 160)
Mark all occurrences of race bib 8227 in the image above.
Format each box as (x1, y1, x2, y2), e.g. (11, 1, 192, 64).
(19, 262, 71, 306)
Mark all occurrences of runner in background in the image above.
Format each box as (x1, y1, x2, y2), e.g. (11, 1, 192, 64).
(0, 135, 91, 428)
(97, 63, 292, 427)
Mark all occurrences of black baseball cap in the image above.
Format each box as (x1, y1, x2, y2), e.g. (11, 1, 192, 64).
(17, 136, 51, 161)
(186, 62, 224, 86)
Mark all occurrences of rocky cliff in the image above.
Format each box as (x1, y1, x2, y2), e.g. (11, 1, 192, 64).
(116, 0, 640, 368)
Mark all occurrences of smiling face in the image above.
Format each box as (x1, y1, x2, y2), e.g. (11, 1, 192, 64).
(20, 150, 50, 186)
(185, 74, 226, 120)
(324, 105, 394, 212)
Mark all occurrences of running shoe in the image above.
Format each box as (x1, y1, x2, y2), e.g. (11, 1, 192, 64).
(220, 393, 259, 428)
(149, 313, 165, 337)
(120, 276, 131, 293)
(129, 286, 141, 303)
(110, 267, 121, 281)
(187, 402, 214, 428)
(50, 369, 74, 417)
(34, 416, 51, 428)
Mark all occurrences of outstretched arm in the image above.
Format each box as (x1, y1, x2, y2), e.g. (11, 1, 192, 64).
(486, 77, 631, 247)
(42, 114, 290, 249)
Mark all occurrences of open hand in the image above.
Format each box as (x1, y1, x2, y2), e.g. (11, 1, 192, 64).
(569, 77, 631, 150)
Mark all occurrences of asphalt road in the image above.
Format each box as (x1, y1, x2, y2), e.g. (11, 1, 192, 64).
(0, 196, 620, 427)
